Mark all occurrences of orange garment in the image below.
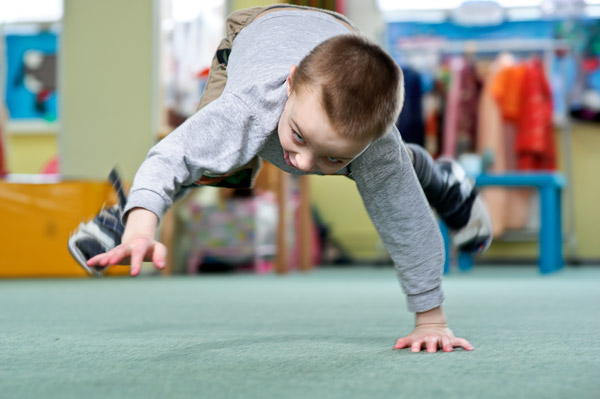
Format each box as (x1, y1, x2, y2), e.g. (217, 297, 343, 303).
(490, 64, 527, 123)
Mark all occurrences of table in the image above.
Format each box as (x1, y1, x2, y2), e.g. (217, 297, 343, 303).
(441, 172, 566, 274)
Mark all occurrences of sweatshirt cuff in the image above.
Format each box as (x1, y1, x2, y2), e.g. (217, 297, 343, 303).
(123, 188, 170, 223)
(406, 286, 445, 313)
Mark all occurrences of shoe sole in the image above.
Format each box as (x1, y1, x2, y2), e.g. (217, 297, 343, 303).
(67, 234, 102, 276)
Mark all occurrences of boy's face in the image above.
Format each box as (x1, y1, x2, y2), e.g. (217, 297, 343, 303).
(277, 66, 372, 175)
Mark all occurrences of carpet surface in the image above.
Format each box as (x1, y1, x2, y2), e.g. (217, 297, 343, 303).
(1, 266, 599, 399)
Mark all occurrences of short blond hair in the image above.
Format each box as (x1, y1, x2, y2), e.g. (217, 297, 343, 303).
(292, 34, 404, 141)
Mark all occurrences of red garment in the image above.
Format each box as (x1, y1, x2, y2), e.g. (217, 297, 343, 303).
(455, 60, 482, 154)
(515, 58, 556, 170)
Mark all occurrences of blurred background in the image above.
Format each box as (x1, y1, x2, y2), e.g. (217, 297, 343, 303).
(1, 0, 600, 278)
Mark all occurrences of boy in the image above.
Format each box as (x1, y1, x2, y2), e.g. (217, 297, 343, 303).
(69, 5, 491, 353)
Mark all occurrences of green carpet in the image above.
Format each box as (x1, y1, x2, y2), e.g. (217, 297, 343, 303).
(1, 266, 599, 399)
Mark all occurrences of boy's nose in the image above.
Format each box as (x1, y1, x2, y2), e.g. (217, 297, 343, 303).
(295, 151, 317, 173)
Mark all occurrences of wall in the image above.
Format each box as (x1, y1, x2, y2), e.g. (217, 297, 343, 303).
(59, 0, 158, 181)
(557, 122, 599, 260)
(345, 0, 385, 44)
(310, 174, 380, 260)
(7, 133, 56, 173)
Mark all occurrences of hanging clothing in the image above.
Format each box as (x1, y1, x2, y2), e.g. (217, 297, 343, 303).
(515, 57, 556, 170)
(443, 57, 481, 157)
(489, 57, 532, 231)
(491, 62, 527, 123)
(424, 72, 448, 158)
(455, 59, 482, 155)
(477, 54, 512, 237)
(442, 57, 463, 157)
(423, 91, 441, 157)
(395, 66, 425, 146)
(477, 53, 532, 236)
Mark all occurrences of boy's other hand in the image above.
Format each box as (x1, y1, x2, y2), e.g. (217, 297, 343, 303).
(86, 236, 167, 276)
(393, 323, 473, 353)
(393, 305, 474, 353)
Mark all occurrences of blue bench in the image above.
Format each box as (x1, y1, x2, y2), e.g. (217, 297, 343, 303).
(441, 172, 566, 274)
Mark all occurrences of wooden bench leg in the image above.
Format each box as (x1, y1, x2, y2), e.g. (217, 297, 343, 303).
(275, 172, 289, 274)
(298, 175, 313, 271)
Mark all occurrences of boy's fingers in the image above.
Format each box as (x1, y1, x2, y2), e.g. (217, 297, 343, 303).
(101, 249, 117, 266)
(393, 337, 411, 349)
(152, 243, 167, 269)
(130, 245, 147, 277)
(86, 254, 104, 266)
(426, 336, 438, 353)
(452, 337, 474, 351)
(107, 246, 128, 266)
(411, 340, 424, 352)
(441, 336, 453, 352)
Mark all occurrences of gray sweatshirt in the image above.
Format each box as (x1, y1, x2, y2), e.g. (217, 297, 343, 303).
(126, 11, 446, 313)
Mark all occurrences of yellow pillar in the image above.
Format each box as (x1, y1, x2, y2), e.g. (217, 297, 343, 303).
(60, 0, 159, 181)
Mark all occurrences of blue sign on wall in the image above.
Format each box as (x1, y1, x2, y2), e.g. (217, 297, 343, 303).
(5, 32, 58, 122)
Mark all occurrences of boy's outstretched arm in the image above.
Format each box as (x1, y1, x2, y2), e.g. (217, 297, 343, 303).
(86, 208, 167, 276)
(393, 306, 474, 353)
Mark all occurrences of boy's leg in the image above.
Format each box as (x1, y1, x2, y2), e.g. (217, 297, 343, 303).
(406, 143, 492, 253)
(67, 169, 127, 276)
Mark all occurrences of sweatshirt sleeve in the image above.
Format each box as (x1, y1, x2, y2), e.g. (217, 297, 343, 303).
(124, 93, 270, 220)
(349, 128, 446, 313)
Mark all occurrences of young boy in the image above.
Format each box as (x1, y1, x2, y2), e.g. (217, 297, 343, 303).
(68, 5, 491, 353)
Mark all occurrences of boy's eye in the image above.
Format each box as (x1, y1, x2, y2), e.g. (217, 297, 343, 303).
(292, 131, 305, 143)
(327, 156, 341, 163)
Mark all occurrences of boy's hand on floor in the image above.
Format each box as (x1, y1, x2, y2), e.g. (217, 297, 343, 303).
(393, 323, 473, 353)
(393, 305, 474, 353)
(86, 236, 167, 277)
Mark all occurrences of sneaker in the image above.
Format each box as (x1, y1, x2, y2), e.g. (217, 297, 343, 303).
(437, 157, 492, 254)
(67, 169, 127, 276)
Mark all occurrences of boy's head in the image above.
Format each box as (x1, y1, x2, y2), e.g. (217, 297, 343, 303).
(278, 34, 404, 174)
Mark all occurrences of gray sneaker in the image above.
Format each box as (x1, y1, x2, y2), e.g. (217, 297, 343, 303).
(67, 169, 127, 276)
(437, 157, 492, 253)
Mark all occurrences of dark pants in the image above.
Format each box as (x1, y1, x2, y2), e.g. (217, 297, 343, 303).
(407, 143, 475, 230)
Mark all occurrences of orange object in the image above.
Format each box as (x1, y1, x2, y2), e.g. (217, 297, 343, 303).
(491, 64, 527, 123)
(0, 179, 129, 278)
(0, 121, 6, 177)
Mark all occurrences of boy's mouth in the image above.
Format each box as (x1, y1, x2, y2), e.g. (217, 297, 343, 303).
(284, 151, 297, 169)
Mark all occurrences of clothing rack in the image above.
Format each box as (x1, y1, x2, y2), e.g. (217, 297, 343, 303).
(397, 38, 569, 76)
(397, 38, 568, 52)
(397, 38, 578, 260)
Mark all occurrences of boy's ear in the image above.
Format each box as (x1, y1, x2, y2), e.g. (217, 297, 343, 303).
(286, 65, 297, 96)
